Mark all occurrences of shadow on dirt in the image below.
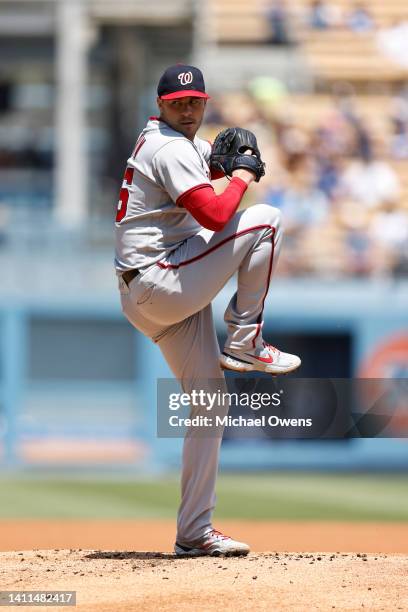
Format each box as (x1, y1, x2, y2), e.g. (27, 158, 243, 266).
(84, 551, 177, 561)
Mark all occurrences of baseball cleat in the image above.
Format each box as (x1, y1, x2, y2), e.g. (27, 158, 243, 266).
(174, 529, 250, 557)
(220, 341, 301, 375)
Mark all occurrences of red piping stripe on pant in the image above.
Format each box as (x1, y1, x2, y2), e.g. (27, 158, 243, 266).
(156, 224, 276, 349)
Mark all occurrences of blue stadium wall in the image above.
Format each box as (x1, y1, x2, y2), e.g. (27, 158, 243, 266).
(0, 277, 407, 472)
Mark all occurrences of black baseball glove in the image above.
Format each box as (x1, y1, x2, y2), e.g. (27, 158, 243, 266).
(210, 127, 265, 182)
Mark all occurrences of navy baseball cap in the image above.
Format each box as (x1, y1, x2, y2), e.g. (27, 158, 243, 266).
(157, 64, 210, 100)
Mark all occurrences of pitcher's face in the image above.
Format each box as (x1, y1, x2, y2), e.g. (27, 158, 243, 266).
(157, 97, 207, 140)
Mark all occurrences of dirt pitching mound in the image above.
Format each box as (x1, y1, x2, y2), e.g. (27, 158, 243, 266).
(1, 520, 408, 554)
(2, 549, 407, 611)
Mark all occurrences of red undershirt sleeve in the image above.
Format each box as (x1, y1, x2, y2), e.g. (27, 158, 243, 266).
(210, 167, 225, 180)
(176, 177, 248, 232)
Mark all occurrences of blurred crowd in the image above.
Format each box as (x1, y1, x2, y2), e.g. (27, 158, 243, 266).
(203, 84, 408, 278)
(306, 0, 375, 32)
(265, 0, 408, 69)
(1, 0, 408, 279)
(266, 0, 378, 45)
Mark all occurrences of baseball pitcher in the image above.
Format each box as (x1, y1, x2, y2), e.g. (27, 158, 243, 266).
(114, 64, 301, 556)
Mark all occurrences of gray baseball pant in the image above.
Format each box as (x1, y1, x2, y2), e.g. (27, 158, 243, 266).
(119, 203, 282, 545)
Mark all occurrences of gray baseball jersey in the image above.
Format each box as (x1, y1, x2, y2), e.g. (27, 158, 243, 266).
(115, 117, 213, 273)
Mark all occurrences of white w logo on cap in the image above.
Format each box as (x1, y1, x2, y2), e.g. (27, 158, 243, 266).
(178, 71, 193, 86)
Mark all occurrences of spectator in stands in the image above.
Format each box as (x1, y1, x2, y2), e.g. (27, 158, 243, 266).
(349, 117, 372, 160)
(347, 4, 375, 33)
(340, 145, 401, 209)
(369, 200, 408, 273)
(308, 0, 339, 30)
(314, 149, 342, 200)
(311, 125, 345, 200)
(329, 84, 374, 160)
(346, 228, 378, 276)
(389, 94, 408, 159)
(390, 118, 408, 159)
(334, 199, 376, 275)
(265, 150, 329, 234)
(377, 20, 408, 68)
(265, 0, 292, 45)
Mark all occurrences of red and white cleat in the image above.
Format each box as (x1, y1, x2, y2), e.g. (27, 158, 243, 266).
(174, 528, 250, 557)
(220, 341, 301, 375)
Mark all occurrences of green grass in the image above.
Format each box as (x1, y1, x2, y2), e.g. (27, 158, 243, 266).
(1, 473, 407, 521)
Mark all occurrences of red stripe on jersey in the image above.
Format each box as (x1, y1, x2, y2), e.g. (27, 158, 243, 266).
(132, 135, 146, 159)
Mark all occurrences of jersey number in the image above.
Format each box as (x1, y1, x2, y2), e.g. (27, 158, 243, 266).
(116, 167, 134, 222)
